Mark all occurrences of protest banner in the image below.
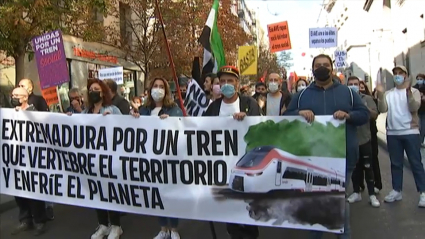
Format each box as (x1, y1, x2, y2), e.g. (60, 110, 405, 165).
(309, 27, 338, 48)
(32, 30, 70, 90)
(184, 80, 209, 116)
(238, 46, 257, 76)
(0, 109, 346, 233)
(99, 67, 124, 85)
(334, 50, 347, 68)
(267, 21, 292, 53)
(41, 86, 59, 106)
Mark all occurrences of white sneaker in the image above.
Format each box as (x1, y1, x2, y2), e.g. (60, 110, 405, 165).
(347, 193, 362, 203)
(418, 193, 425, 208)
(369, 195, 380, 207)
(374, 187, 380, 194)
(384, 190, 402, 203)
(107, 225, 123, 239)
(91, 225, 110, 239)
(153, 230, 170, 239)
(171, 231, 180, 239)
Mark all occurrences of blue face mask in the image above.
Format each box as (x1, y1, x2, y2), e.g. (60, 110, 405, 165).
(221, 84, 236, 98)
(394, 75, 405, 85)
(417, 79, 424, 85)
(348, 85, 359, 93)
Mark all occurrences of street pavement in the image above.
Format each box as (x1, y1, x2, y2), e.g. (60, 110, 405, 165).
(1, 146, 425, 239)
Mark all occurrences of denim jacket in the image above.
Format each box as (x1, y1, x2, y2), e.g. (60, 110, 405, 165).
(82, 105, 122, 115)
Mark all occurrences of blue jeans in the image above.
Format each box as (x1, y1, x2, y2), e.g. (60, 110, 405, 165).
(420, 113, 425, 144)
(387, 134, 425, 192)
(158, 217, 179, 228)
(308, 170, 352, 239)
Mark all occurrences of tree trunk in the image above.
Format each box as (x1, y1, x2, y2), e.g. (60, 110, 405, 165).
(14, 50, 26, 86)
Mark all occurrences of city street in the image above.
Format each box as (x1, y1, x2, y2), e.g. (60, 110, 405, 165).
(1, 147, 424, 239)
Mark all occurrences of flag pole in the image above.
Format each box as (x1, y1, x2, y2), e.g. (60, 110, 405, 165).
(154, 0, 187, 116)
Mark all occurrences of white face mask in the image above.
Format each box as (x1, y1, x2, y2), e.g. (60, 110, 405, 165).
(297, 85, 306, 92)
(268, 82, 279, 93)
(151, 88, 165, 102)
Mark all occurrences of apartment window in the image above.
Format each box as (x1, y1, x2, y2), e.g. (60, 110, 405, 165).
(92, 7, 104, 23)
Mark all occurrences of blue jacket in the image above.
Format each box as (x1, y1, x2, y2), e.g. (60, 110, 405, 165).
(139, 104, 183, 117)
(285, 80, 370, 171)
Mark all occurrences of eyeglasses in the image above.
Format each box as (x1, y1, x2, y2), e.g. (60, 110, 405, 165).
(11, 94, 26, 97)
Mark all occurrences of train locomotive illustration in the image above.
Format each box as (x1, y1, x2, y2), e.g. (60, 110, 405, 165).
(229, 146, 345, 193)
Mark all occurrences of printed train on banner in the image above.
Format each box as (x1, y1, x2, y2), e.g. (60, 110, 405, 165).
(1, 109, 347, 233)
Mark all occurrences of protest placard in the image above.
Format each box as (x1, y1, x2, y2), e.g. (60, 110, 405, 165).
(41, 86, 59, 106)
(309, 27, 338, 48)
(0, 109, 346, 233)
(32, 30, 70, 89)
(184, 80, 209, 116)
(99, 67, 124, 85)
(238, 46, 257, 76)
(267, 21, 292, 53)
(334, 50, 347, 68)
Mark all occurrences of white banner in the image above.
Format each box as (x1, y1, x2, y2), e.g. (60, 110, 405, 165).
(0, 109, 346, 233)
(184, 80, 209, 116)
(309, 27, 338, 48)
(99, 67, 124, 85)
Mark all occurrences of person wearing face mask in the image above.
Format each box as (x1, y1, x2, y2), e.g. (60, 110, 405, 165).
(413, 73, 425, 146)
(376, 66, 425, 207)
(203, 66, 261, 239)
(67, 79, 122, 239)
(9, 87, 48, 236)
(346, 77, 380, 207)
(261, 73, 291, 116)
(18, 78, 49, 111)
(285, 54, 369, 239)
(295, 79, 309, 92)
(132, 77, 182, 239)
(174, 75, 189, 109)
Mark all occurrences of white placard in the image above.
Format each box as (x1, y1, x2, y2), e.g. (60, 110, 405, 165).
(99, 67, 124, 85)
(0, 109, 347, 234)
(309, 27, 338, 48)
(184, 80, 210, 116)
(334, 50, 347, 68)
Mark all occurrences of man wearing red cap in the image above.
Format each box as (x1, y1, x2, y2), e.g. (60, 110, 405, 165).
(204, 65, 261, 239)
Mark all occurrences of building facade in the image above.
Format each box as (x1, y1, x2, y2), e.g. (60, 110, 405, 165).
(0, 1, 143, 111)
(319, 0, 425, 90)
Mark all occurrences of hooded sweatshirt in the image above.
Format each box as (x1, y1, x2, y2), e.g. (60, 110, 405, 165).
(284, 80, 370, 171)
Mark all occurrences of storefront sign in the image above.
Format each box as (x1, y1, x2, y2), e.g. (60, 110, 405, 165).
(32, 30, 70, 89)
(73, 47, 118, 64)
(99, 67, 124, 85)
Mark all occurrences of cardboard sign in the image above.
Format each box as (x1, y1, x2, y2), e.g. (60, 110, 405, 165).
(238, 46, 257, 76)
(334, 50, 347, 68)
(267, 21, 292, 53)
(32, 30, 70, 89)
(309, 27, 338, 48)
(99, 67, 124, 85)
(41, 86, 59, 106)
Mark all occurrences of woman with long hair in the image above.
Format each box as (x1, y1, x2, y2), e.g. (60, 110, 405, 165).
(295, 79, 309, 92)
(359, 81, 382, 193)
(132, 77, 182, 239)
(68, 79, 122, 239)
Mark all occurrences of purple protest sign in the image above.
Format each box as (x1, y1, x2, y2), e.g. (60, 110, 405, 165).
(32, 30, 70, 90)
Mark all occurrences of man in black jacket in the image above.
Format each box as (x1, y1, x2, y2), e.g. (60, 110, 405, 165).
(203, 66, 260, 239)
(104, 79, 130, 114)
(18, 79, 48, 111)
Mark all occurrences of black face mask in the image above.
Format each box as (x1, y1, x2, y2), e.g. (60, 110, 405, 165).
(313, 66, 331, 82)
(89, 91, 102, 103)
(10, 98, 22, 107)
